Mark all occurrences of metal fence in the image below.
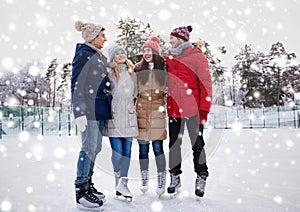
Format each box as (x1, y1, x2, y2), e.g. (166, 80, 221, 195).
(0, 106, 76, 138)
(0, 105, 300, 139)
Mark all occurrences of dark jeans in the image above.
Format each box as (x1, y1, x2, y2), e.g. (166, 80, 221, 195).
(109, 137, 133, 177)
(168, 115, 208, 177)
(138, 140, 166, 172)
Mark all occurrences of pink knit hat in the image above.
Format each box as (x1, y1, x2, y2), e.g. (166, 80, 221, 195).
(170, 25, 193, 41)
(142, 37, 161, 55)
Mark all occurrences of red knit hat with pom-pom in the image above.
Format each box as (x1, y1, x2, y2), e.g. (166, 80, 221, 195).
(170, 25, 193, 41)
(142, 37, 161, 55)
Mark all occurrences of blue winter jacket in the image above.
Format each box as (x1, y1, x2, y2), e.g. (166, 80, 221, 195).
(71, 43, 112, 120)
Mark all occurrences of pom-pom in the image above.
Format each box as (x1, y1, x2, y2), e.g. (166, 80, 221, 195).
(150, 37, 160, 45)
(187, 25, 193, 32)
(75, 21, 84, 32)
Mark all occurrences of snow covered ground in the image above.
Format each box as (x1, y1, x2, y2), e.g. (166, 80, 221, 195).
(0, 128, 300, 212)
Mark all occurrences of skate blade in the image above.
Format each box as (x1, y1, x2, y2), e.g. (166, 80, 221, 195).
(77, 203, 104, 211)
(196, 196, 202, 202)
(156, 191, 165, 198)
(169, 192, 178, 199)
(115, 194, 132, 202)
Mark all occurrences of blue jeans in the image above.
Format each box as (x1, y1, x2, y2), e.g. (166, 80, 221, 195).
(138, 140, 166, 172)
(75, 120, 105, 186)
(109, 137, 133, 177)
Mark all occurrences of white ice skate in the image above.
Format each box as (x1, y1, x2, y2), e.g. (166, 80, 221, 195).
(116, 177, 132, 202)
(156, 171, 166, 198)
(140, 170, 149, 194)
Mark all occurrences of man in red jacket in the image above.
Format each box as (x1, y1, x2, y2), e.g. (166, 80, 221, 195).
(166, 25, 212, 198)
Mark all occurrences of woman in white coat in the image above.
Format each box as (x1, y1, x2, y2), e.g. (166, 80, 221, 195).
(104, 45, 138, 200)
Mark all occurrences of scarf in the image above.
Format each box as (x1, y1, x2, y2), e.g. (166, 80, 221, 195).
(169, 42, 192, 56)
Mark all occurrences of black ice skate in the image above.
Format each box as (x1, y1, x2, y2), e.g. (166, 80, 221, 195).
(75, 182, 104, 211)
(195, 175, 206, 198)
(88, 179, 106, 202)
(167, 173, 181, 198)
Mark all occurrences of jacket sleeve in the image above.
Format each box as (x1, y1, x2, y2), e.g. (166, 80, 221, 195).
(71, 51, 90, 118)
(197, 54, 212, 113)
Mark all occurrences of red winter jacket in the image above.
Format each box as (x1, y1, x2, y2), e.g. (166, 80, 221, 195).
(166, 45, 212, 122)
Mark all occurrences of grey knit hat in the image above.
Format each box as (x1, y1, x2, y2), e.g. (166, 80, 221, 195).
(75, 21, 104, 42)
(108, 45, 127, 62)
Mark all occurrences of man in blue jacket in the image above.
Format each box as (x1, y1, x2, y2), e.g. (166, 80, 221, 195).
(71, 20, 112, 210)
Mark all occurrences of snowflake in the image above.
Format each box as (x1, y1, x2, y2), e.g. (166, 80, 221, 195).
(285, 139, 294, 148)
(28, 204, 36, 212)
(186, 89, 192, 95)
(33, 121, 40, 128)
(158, 106, 165, 112)
(27, 99, 34, 106)
(19, 131, 30, 142)
(53, 147, 66, 159)
(225, 148, 231, 155)
(273, 195, 283, 204)
(1, 201, 12, 212)
(48, 116, 54, 122)
(47, 171, 56, 182)
(26, 187, 33, 194)
(235, 30, 247, 42)
(151, 201, 163, 211)
(32, 144, 44, 161)
(25, 152, 33, 159)
(1, 57, 14, 70)
(232, 122, 242, 133)
(226, 20, 236, 29)
(236, 198, 242, 204)
(158, 9, 172, 21)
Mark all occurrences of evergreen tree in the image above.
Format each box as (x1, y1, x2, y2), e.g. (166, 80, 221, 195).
(232, 44, 266, 107)
(115, 17, 153, 62)
(46, 58, 58, 107)
(56, 62, 72, 107)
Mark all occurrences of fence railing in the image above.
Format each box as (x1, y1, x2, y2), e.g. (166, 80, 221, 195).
(0, 106, 76, 138)
(0, 105, 300, 138)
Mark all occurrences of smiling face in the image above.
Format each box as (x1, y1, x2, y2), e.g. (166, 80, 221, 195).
(90, 30, 107, 49)
(113, 50, 126, 64)
(169, 35, 184, 48)
(142, 47, 153, 63)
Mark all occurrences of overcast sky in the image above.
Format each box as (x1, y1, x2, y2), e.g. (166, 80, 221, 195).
(1, 0, 299, 72)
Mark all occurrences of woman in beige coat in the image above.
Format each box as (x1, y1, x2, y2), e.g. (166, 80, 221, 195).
(104, 45, 138, 201)
(135, 37, 168, 197)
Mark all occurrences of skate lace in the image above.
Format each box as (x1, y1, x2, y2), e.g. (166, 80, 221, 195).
(195, 176, 206, 192)
(90, 183, 103, 195)
(169, 174, 178, 188)
(141, 170, 148, 186)
(86, 190, 100, 202)
(157, 171, 166, 189)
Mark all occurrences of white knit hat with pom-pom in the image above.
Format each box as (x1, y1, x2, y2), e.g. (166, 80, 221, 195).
(75, 21, 104, 42)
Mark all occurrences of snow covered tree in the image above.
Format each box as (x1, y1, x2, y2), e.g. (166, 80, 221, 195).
(263, 42, 299, 106)
(115, 17, 153, 62)
(232, 42, 300, 108)
(232, 44, 267, 107)
(0, 61, 49, 107)
(56, 62, 72, 107)
(45, 58, 58, 107)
